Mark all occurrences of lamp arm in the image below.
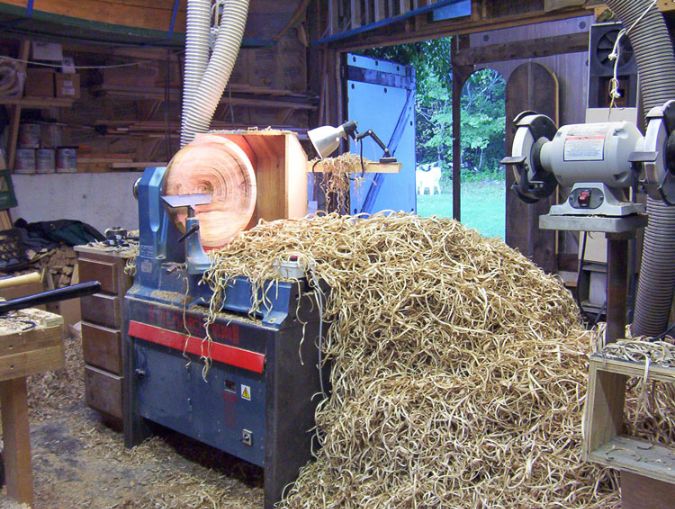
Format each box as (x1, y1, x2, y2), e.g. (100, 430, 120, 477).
(356, 129, 392, 156)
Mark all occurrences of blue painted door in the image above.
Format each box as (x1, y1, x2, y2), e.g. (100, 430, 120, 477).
(346, 53, 416, 214)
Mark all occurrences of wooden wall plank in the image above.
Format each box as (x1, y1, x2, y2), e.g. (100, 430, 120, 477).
(328, 0, 339, 34)
(364, 0, 373, 24)
(400, 0, 410, 16)
(351, 0, 362, 28)
(455, 31, 588, 65)
(504, 62, 558, 273)
(374, 0, 387, 21)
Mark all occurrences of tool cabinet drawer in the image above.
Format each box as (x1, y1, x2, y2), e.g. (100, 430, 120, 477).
(82, 322, 122, 374)
(81, 293, 120, 328)
(78, 258, 119, 294)
(85, 365, 123, 419)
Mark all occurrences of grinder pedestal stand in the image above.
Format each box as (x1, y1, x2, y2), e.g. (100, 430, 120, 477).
(538, 214, 648, 343)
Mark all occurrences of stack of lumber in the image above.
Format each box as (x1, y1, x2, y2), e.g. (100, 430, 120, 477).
(26, 246, 77, 288)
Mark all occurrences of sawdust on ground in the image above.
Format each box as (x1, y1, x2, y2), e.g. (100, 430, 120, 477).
(1, 332, 262, 509)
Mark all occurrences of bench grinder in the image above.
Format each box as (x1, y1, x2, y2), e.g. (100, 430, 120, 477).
(503, 100, 675, 341)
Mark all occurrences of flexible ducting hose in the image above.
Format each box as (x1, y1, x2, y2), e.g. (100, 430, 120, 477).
(606, 0, 675, 336)
(181, 0, 250, 146)
(181, 0, 212, 147)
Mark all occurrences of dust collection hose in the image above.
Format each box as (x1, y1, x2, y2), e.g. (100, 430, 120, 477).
(181, 0, 212, 146)
(181, 0, 250, 146)
(605, 0, 675, 337)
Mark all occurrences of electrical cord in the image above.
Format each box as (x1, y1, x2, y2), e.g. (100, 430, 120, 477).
(626, 173, 639, 323)
(593, 302, 607, 328)
(608, 0, 658, 109)
(576, 231, 588, 310)
(3, 56, 147, 70)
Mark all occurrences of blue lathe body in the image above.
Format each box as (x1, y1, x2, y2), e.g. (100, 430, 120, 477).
(124, 167, 325, 508)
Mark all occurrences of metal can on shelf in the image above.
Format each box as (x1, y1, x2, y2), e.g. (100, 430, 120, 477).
(36, 148, 55, 173)
(56, 146, 77, 173)
(14, 148, 36, 173)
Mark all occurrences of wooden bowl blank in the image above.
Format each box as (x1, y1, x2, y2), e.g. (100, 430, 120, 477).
(163, 134, 257, 249)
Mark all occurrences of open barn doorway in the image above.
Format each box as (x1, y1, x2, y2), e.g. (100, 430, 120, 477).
(357, 38, 506, 239)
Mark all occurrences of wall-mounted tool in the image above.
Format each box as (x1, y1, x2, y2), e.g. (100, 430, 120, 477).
(588, 22, 638, 109)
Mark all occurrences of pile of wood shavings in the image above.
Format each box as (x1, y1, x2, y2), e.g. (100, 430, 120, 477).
(123, 243, 140, 276)
(311, 154, 365, 213)
(204, 213, 621, 508)
(27, 333, 84, 421)
(600, 338, 675, 367)
(599, 337, 675, 446)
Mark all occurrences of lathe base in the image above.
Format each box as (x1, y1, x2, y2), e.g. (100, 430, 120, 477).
(124, 292, 324, 509)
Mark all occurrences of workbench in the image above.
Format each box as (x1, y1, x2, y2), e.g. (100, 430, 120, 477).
(0, 308, 64, 506)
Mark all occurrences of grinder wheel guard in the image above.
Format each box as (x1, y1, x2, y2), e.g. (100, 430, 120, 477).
(164, 134, 257, 249)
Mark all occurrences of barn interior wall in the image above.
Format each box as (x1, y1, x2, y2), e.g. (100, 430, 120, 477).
(472, 16, 593, 258)
(472, 15, 592, 127)
(13, 173, 139, 233)
(1, 9, 312, 232)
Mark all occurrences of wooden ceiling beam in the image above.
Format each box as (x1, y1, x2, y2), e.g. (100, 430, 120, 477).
(332, 7, 590, 51)
(454, 31, 590, 66)
(0, 0, 187, 33)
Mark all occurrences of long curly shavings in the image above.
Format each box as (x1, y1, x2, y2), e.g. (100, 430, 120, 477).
(201, 213, 669, 508)
(311, 154, 365, 213)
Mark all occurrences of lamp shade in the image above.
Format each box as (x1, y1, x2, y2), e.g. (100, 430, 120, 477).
(308, 125, 344, 159)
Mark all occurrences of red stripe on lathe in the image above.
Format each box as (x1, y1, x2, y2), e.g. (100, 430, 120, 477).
(128, 321, 265, 374)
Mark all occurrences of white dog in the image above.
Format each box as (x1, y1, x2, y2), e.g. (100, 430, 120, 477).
(416, 162, 442, 195)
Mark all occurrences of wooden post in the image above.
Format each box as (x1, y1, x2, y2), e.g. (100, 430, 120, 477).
(7, 40, 30, 171)
(451, 39, 471, 222)
(0, 377, 34, 506)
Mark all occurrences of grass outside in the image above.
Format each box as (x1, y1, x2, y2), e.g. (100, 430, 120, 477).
(417, 180, 505, 239)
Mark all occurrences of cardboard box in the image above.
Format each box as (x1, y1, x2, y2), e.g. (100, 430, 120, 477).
(55, 73, 80, 99)
(24, 68, 55, 97)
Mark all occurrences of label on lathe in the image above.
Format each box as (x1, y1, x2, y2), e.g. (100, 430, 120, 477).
(241, 384, 251, 401)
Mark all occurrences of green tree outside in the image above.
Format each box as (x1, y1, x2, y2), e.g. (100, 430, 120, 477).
(362, 38, 506, 183)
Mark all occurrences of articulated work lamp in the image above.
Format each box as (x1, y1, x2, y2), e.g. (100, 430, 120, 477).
(308, 120, 398, 164)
